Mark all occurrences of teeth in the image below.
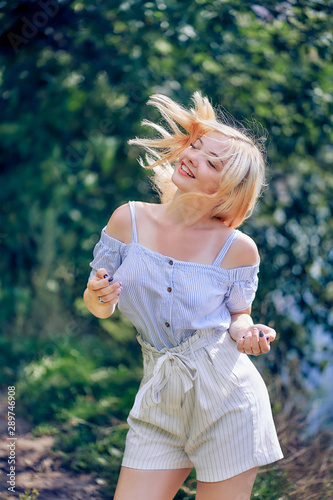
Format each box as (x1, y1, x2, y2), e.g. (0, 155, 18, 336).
(181, 164, 195, 178)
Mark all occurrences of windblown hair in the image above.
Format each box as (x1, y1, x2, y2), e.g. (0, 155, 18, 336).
(128, 92, 267, 228)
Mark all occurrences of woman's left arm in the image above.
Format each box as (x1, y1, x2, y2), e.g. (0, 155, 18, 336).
(229, 308, 276, 356)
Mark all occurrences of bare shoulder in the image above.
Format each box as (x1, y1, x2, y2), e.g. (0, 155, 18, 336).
(135, 200, 161, 215)
(105, 203, 132, 244)
(234, 232, 259, 264)
(220, 230, 259, 269)
(134, 200, 163, 224)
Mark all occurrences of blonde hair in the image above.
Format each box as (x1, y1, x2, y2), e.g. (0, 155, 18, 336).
(128, 92, 267, 228)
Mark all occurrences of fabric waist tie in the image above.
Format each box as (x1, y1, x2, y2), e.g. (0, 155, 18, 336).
(130, 329, 224, 418)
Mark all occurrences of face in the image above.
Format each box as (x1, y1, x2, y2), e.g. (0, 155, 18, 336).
(172, 132, 227, 195)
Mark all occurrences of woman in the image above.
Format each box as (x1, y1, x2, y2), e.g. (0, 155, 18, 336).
(83, 93, 283, 500)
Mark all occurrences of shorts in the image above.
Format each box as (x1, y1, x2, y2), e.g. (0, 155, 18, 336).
(122, 328, 283, 482)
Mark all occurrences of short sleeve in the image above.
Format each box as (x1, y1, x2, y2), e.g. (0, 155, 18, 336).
(224, 264, 259, 313)
(88, 228, 127, 281)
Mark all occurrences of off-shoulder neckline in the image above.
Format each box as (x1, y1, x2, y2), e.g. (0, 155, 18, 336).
(100, 227, 260, 273)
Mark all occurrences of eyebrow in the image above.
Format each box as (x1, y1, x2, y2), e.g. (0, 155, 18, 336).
(198, 138, 224, 167)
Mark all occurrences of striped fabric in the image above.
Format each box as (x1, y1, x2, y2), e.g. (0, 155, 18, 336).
(123, 329, 284, 481)
(88, 201, 283, 481)
(89, 201, 260, 351)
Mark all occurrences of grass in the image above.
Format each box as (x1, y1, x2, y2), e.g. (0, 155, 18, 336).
(19, 489, 40, 500)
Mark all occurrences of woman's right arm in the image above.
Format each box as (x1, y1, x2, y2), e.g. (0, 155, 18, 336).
(83, 204, 132, 319)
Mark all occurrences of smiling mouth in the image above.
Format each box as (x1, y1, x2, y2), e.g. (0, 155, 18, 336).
(180, 162, 195, 178)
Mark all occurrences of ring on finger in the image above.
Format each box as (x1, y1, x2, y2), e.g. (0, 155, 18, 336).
(98, 296, 106, 304)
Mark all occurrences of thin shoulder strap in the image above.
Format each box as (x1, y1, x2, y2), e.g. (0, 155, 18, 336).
(128, 201, 138, 243)
(213, 230, 239, 267)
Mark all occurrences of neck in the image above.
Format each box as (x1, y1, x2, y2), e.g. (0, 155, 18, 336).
(163, 190, 217, 228)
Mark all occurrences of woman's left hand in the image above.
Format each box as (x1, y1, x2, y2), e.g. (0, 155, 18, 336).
(237, 325, 276, 356)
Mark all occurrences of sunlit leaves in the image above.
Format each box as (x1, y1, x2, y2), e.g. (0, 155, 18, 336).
(1, 0, 332, 397)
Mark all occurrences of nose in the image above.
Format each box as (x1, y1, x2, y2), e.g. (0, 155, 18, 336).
(186, 147, 199, 167)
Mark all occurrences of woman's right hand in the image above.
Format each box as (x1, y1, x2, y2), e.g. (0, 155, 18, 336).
(84, 268, 122, 318)
(87, 268, 123, 305)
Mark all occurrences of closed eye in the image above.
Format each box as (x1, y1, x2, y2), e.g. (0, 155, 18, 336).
(191, 142, 217, 169)
(208, 160, 217, 169)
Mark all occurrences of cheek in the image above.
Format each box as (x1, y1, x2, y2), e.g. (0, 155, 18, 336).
(204, 173, 220, 194)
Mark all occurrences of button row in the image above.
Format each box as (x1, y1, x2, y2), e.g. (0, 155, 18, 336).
(165, 260, 173, 328)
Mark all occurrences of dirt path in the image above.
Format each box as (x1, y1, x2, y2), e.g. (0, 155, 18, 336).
(0, 393, 104, 500)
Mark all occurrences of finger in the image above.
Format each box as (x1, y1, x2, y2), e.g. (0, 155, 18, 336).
(237, 338, 245, 353)
(254, 324, 276, 342)
(96, 268, 110, 278)
(251, 328, 261, 356)
(266, 328, 276, 342)
(243, 333, 253, 355)
(259, 330, 271, 354)
(89, 275, 114, 291)
(98, 295, 119, 306)
(99, 281, 123, 300)
(99, 285, 122, 304)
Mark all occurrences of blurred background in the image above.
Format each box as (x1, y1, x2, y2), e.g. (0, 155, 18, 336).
(0, 0, 332, 498)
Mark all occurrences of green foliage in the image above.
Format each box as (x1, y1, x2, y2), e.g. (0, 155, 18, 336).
(1, 0, 332, 356)
(251, 468, 290, 500)
(15, 323, 142, 425)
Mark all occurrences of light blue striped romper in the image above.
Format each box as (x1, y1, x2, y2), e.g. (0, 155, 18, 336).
(89, 201, 283, 482)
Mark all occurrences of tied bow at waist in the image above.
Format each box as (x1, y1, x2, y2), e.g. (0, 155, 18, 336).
(130, 342, 199, 419)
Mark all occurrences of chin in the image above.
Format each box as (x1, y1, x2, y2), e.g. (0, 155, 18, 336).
(171, 170, 187, 189)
